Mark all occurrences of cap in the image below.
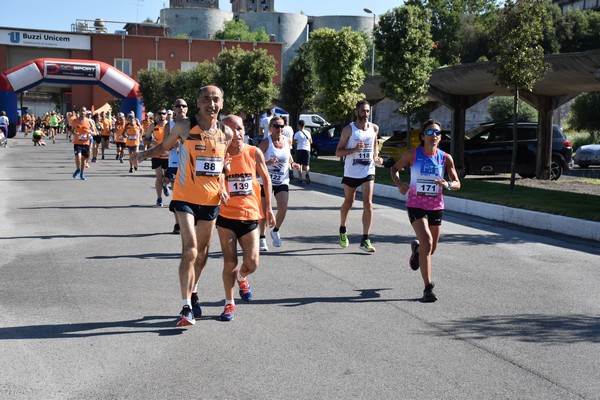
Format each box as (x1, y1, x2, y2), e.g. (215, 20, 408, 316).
(167, 110, 173, 115)
(147, 112, 154, 117)
(118, 112, 125, 117)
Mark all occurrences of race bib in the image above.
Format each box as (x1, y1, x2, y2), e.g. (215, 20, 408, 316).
(227, 176, 253, 196)
(196, 156, 223, 176)
(78, 134, 88, 141)
(416, 176, 440, 197)
(128, 134, 138, 140)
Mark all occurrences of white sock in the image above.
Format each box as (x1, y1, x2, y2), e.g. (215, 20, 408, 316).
(225, 299, 235, 306)
(192, 284, 199, 292)
(183, 299, 191, 308)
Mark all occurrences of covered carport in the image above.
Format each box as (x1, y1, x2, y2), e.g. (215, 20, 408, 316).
(361, 49, 600, 179)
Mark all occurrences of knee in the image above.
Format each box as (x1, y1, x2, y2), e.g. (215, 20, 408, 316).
(181, 246, 198, 262)
(419, 240, 434, 256)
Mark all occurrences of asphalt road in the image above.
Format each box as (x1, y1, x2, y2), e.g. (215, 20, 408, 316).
(1, 135, 599, 400)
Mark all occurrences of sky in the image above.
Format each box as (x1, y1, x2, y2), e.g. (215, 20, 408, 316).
(4, 1, 404, 33)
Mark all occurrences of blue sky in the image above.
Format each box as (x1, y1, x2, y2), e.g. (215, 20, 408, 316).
(5, 1, 404, 32)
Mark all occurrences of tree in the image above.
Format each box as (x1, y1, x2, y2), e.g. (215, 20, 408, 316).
(492, 0, 549, 187)
(214, 19, 269, 42)
(568, 92, 600, 143)
(306, 27, 367, 124)
(137, 68, 172, 113)
(405, 0, 499, 66)
(488, 97, 537, 122)
(279, 44, 317, 130)
(374, 6, 434, 148)
(556, 9, 600, 53)
(214, 46, 278, 129)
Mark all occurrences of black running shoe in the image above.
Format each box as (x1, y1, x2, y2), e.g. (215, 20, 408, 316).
(422, 282, 437, 303)
(191, 292, 202, 318)
(172, 224, 180, 234)
(409, 240, 420, 271)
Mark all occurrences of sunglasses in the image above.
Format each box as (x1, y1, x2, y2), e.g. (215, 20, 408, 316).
(271, 124, 285, 129)
(423, 129, 442, 136)
(157, 112, 167, 115)
(174, 104, 187, 108)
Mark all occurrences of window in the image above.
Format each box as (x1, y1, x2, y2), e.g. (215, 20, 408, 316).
(115, 58, 132, 76)
(148, 60, 166, 70)
(181, 61, 198, 72)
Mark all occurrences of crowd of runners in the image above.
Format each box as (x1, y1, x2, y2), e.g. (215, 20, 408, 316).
(6, 85, 460, 327)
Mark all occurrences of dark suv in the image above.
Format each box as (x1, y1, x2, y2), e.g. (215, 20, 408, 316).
(455, 121, 573, 180)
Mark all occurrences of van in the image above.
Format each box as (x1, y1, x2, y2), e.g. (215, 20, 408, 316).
(299, 114, 329, 129)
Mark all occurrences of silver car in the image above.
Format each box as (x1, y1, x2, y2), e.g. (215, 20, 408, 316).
(574, 144, 600, 168)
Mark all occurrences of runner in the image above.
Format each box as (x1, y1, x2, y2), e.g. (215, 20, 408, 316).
(216, 114, 275, 321)
(390, 119, 461, 302)
(48, 111, 59, 144)
(335, 99, 383, 253)
(124, 111, 142, 173)
(71, 107, 97, 181)
(99, 111, 112, 160)
(144, 107, 169, 206)
(113, 113, 127, 163)
(136, 86, 233, 327)
(90, 113, 103, 162)
(257, 116, 301, 251)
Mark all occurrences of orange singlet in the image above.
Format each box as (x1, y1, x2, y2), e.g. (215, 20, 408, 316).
(172, 121, 227, 206)
(219, 146, 263, 221)
(124, 123, 140, 147)
(151, 124, 169, 159)
(72, 119, 93, 145)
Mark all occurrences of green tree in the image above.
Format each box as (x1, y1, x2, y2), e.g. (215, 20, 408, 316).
(492, 0, 549, 186)
(279, 44, 317, 130)
(568, 92, 600, 143)
(137, 68, 172, 113)
(488, 97, 537, 122)
(405, 0, 499, 66)
(214, 19, 269, 42)
(214, 46, 278, 126)
(556, 9, 600, 53)
(374, 6, 434, 147)
(306, 27, 367, 124)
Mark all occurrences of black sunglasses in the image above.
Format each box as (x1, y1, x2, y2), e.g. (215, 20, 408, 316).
(271, 124, 285, 129)
(157, 112, 167, 115)
(174, 104, 187, 108)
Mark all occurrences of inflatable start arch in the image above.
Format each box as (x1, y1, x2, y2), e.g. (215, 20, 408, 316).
(0, 58, 143, 138)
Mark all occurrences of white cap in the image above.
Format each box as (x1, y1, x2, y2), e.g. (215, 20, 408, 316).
(147, 112, 154, 117)
(167, 110, 173, 115)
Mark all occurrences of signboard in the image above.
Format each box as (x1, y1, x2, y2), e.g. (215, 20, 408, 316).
(0, 29, 91, 50)
(44, 61, 100, 81)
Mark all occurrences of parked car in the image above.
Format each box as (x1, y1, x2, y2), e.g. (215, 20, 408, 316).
(299, 114, 330, 129)
(311, 124, 343, 157)
(574, 143, 600, 168)
(380, 129, 451, 168)
(456, 121, 573, 180)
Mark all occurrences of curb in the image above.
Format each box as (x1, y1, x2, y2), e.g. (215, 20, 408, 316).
(309, 172, 600, 242)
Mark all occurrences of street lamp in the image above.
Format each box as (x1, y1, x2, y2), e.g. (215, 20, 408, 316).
(363, 8, 375, 76)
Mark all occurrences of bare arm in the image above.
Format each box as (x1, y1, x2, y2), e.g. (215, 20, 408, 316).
(390, 149, 414, 195)
(137, 121, 185, 161)
(335, 125, 363, 157)
(435, 153, 461, 191)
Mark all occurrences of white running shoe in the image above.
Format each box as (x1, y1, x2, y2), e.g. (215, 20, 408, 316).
(270, 230, 282, 247)
(259, 238, 268, 252)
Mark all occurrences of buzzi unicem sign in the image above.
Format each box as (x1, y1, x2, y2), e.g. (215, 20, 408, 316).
(0, 29, 90, 50)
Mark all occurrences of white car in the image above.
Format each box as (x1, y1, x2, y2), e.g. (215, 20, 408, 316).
(299, 114, 329, 129)
(574, 144, 600, 168)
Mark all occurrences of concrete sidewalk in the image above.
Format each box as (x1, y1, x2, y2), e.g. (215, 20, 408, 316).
(310, 172, 600, 242)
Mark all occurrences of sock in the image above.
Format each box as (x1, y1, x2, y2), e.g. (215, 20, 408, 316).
(193, 284, 198, 292)
(260, 235, 266, 239)
(361, 234, 369, 242)
(183, 299, 192, 308)
(273, 227, 279, 232)
(339, 225, 347, 234)
(225, 299, 235, 306)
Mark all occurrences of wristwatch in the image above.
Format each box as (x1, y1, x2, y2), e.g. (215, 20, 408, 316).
(447, 181, 452, 191)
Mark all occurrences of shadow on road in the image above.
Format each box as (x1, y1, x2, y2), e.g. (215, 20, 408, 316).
(434, 314, 600, 344)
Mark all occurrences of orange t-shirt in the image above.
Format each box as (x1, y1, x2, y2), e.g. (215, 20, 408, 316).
(172, 122, 228, 206)
(114, 122, 126, 143)
(72, 118, 93, 145)
(219, 145, 263, 221)
(124, 123, 140, 147)
(150, 124, 169, 159)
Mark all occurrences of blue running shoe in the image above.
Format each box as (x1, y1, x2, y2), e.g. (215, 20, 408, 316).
(191, 293, 202, 318)
(220, 304, 236, 321)
(72, 168, 80, 179)
(238, 279, 253, 302)
(176, 305, 195, 326)
(163, 185, 170, 197)
(80, 173, 86, 181)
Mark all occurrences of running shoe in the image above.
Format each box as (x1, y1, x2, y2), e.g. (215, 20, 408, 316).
(305, 173, 311, 184)
(120, 158, 123, 163)
(101, 155, 105, 160)
(259, 238, 268, 252)
(91, 157, 97, 163)
(270, 230, 282, 247)
(238, 279, 253, 302)
(72, 169, 80, 179)
(359, 239, 376, 253)
(163, 185, 170, 197)
(129, 167, 133, 173)
(172, 223, 180, 234)
(80, 173, 86, 181)
(191, 292, 202, 318)
(176, 305, 195, 326)
(220, 304, 237, 321)
(422, 282, 437, 303)
(116, 154, 119, 160)
(409, 240, 420, 271)
(156, 198, 163, 207)
(339, 232, 349, 248)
